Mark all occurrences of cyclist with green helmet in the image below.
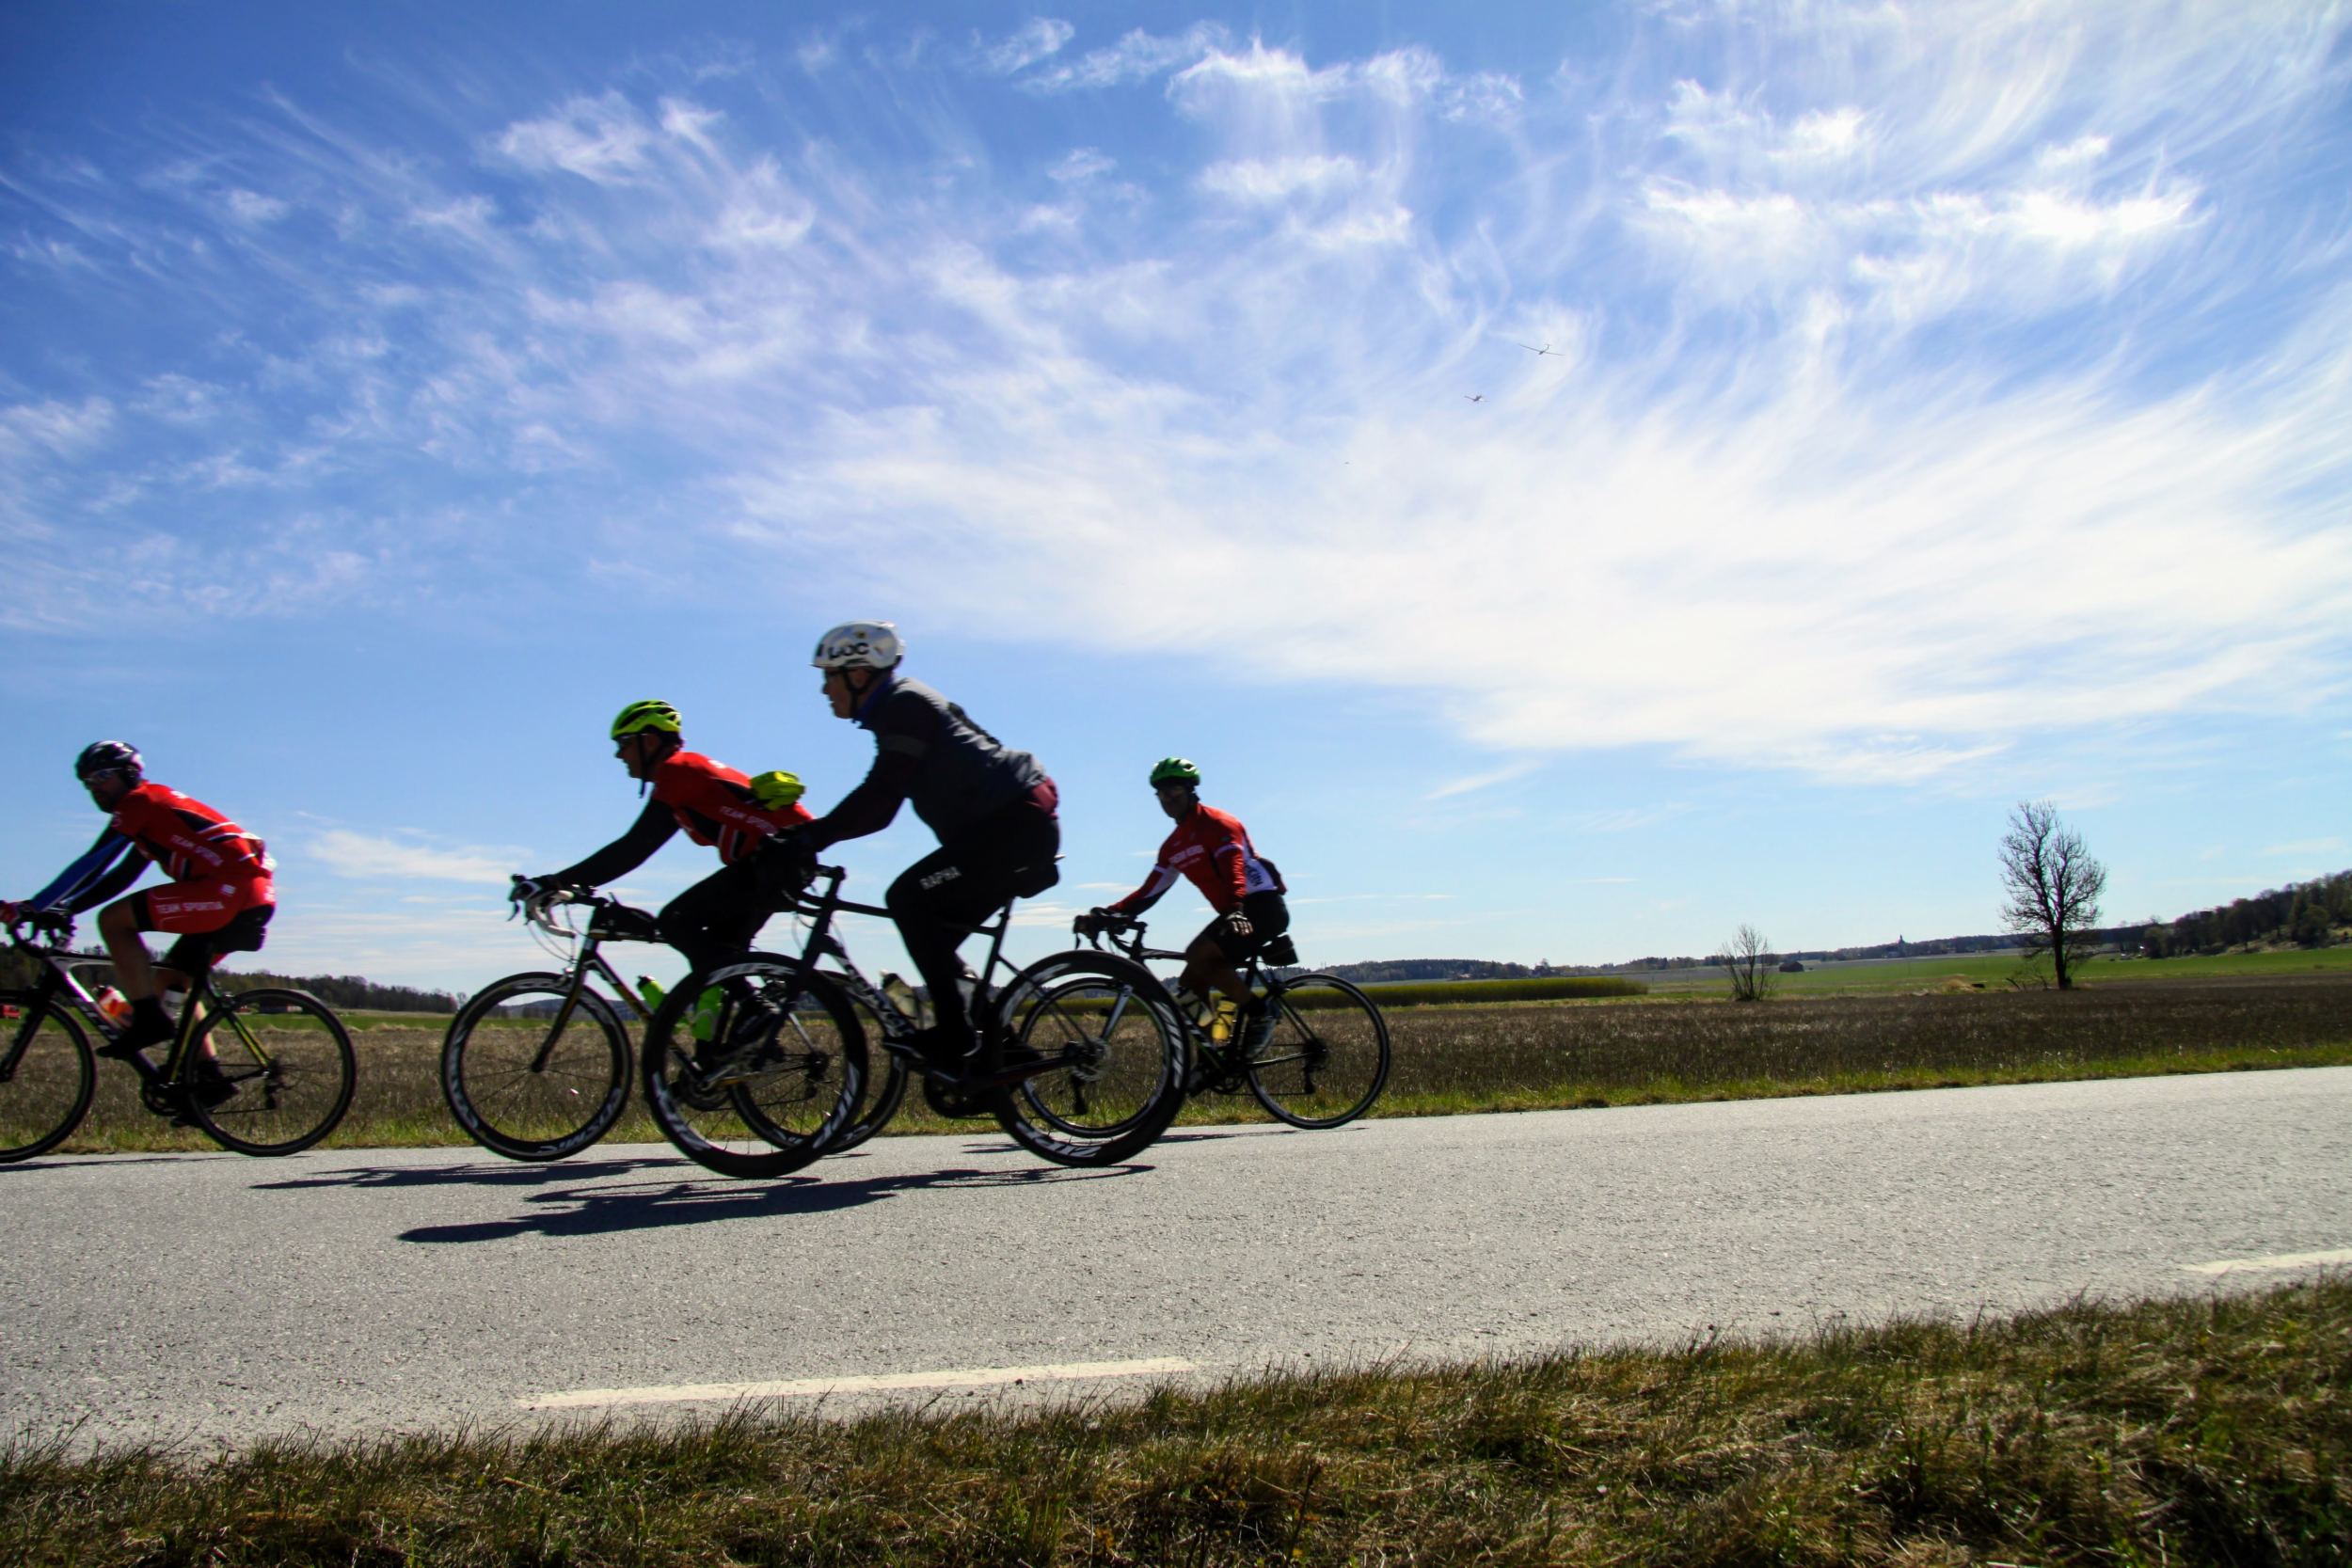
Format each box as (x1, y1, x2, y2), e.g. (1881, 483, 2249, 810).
(517, 701, 812, 980)
(1086, 757, 1289, 1045)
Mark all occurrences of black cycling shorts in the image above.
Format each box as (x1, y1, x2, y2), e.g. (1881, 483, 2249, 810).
(1201, 891, 1290, 964)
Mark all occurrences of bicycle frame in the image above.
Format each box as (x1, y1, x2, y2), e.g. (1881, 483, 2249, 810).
(1084, 920, 1267, 1045)
(778, 865, 1024, 1051)
(7, 927, 255, 1101)
(516, 897, 659, 1063)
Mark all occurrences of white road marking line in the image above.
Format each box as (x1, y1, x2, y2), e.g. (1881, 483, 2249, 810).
(520, 1356, 1198, 1411)
(2182, 1248, 2352, 1276)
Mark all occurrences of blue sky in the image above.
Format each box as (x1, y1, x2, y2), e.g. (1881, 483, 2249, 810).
(3, 1, 2347, 995)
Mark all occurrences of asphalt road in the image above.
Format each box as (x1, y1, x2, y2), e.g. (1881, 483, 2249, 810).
(6, 1068, 2348, 1453)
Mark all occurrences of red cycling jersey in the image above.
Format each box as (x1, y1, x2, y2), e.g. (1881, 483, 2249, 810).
(110, 782, 272, 883)
(1108, 803, 1284, 917)
(651, 751, 811, 864)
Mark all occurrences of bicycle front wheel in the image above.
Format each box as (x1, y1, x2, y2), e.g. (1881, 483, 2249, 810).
(0, 991, 97, 1163)
(820, 971, 910, 1154)
(1247, 973, 1391, 1129)
(187, 988, 358, 1155)
(642, 958, 865, 1180)
(994, 952, 1186, 1167)
(440, 972, 632, 1161)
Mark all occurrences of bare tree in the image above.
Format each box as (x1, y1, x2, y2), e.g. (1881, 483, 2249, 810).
(1718, 923, 1777, 1002)
(1998, 800, 2108, 990)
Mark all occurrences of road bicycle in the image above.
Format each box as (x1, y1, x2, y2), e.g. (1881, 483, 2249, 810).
(437, 879, 660, 1162)
(0, 913, 357, 1161)
(1079, 912, 1391, 1129)
(640, 861, 1188, 1177)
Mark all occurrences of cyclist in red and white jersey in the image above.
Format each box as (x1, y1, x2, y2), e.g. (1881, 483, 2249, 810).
(520, 701, 812, 977)
(1087, 756, 1289, 1044)
(1, 742, 275, 1081)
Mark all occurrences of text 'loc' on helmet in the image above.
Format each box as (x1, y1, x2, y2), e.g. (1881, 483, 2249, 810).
(610, 700, 683, 740)
(75, 740, 143, 781)
(811, 621, 903, 671)
(1149, 756, 1201, 788)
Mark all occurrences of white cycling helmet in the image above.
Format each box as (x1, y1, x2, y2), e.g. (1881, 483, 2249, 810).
(811, 621, 903, 671)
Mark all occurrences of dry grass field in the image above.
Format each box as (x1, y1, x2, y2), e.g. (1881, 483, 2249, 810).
(42, 970, 2352, 1153)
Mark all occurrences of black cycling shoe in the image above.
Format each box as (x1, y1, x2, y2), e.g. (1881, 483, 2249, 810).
(907, 1022, 982, 1071)
(96, 1011, 174, 1060)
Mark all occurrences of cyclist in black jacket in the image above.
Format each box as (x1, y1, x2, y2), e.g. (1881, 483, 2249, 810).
(786, 622, 1058, 1066)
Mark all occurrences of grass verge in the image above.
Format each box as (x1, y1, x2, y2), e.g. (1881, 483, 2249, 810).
(6, 1278, 2345, 1566)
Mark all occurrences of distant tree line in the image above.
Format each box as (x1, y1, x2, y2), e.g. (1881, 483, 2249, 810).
(0, 944, 458, 1014)
(2135, 869, 2351, 958)
(1327, 958, 1577, 984)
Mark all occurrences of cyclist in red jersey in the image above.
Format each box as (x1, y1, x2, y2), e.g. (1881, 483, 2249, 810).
(2, 742, 275, 1091)
(1086, 756, 1288, 1045)
(519, 701, 813, 978)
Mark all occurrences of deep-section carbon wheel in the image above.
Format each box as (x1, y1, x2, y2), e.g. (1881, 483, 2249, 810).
(820, 970, 910, 1154)
(993, 952, 1185, 1167)
(1246, 973, 1391, 1130)
(0, 991, 97, 1163)
(641, 958, 865, 1180)
(187, 988, 358, 1155)
(440, 972, 632, 1161)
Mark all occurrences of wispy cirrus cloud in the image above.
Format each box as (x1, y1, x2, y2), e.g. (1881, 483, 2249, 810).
(3, 2, 2345, 790)
(307, 829, 520, 885)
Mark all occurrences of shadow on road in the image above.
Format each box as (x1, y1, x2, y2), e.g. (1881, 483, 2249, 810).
(251, 1156, 677, 1191)
(399, 1160, 1146, 1244)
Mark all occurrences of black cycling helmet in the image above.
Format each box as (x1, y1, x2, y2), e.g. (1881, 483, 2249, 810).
(74, 740, 143, 781)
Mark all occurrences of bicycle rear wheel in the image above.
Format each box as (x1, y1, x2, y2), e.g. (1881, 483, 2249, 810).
(993, 952, 1186, 1166)
(440, 972, 633, 1161)
(641, 958, 865, 1180)
(1246, 973, 1391, 1129)
(186, 988, 358, 1155)
(0, 991, 97, 1163)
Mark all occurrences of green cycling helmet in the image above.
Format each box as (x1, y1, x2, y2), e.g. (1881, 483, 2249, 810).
(1148, 756, 1201, 788)
(610, 700, 684, 740)
(749, 769, 804, 810)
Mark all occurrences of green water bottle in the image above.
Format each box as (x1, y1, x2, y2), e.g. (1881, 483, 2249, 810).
(635, 975, 667, 1013)
(690, 986, 725, 1043)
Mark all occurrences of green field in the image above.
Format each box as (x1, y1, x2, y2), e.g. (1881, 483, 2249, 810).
(1617, 942, 2352, 997)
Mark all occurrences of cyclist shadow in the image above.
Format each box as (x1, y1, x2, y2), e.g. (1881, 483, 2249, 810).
(398, 1159, 1146, 1245)
(252, 1156, 676, 1192)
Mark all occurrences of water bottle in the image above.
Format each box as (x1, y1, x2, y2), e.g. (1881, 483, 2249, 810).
(95, 986, 131, 1025)
(689, 986, 725, 1043)
(636, 975, 667, 1012)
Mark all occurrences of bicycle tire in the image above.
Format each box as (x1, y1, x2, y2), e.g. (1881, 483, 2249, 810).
(993, 951, 1186, 1166)
(0, 990, 97, 1163)
(186, 987, 358, 1155)
(820, 970, 910, 1154)
(641, 957, 865, 1179)
(439, 972, 632, 1162)
(1246, 972, 1391, 1130)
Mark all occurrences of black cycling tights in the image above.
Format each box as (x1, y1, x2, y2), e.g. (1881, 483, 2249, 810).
(659, 859, 779, 979)
(885, 801, 1059, 1037)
